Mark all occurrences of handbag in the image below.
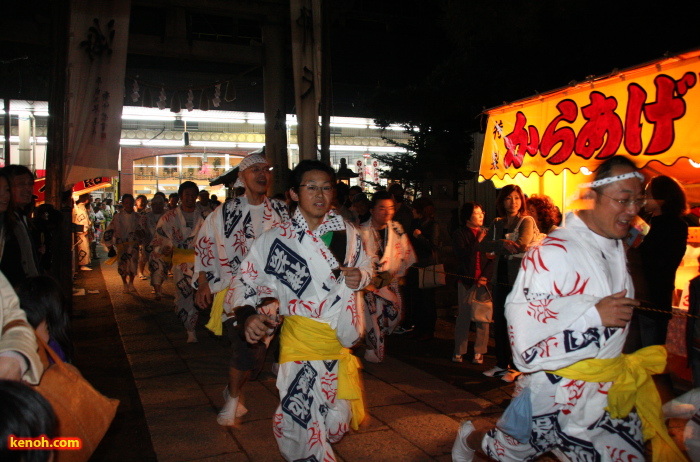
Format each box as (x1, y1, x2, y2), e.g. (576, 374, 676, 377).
(496, 387, 533, 443)
(32, 335, 120, 462)
(418, 264, 446, 289)
(470, 286, 493, 323)
(506, 216, 546, 259)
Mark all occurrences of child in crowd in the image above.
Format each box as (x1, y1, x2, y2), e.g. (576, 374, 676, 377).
(16, 276, 73, 363)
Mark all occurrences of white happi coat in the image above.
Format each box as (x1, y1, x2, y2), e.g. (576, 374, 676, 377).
(193, 196, 289, 305)
(103, 211, 142, 276)
(150, 208, 207, 331)
(72, 203, 92, 266)
(359, 220, 415, 361)
(232, 209, 372, 462)
(138, 210, 164, 267)
(487, 212, 643, 461)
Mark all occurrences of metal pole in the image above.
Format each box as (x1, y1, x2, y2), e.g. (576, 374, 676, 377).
(3, 99, 10, 164)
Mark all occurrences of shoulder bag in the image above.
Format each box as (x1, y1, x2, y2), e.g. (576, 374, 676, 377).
(418, 251, 445, 289)
(470, 286, 493, 323)
(32, 335, 120, 462)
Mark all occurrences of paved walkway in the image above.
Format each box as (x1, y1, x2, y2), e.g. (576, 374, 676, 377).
(71, 255, 688, 461)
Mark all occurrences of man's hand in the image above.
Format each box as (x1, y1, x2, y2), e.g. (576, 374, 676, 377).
(596, 289, 638, 327)
(0, 356, 22, 381)
(340, 267, 362, 289)
(244, 314, 278, 344)
(195, 274, 213, 309)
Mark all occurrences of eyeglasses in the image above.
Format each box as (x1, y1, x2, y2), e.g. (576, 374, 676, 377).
(300, 184, 334, 194)
(598, 191, 647, 209)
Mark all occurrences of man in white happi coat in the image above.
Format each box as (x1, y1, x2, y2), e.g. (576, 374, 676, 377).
(192, 153, 289, 426)
(359, 190, 415, 363)
(72, 193, 93, 271)
(149, 181, 207, 343)
(137, 195, 166, 281)
(103, 194, 143, 293)
(196, 190, 217, 217)
(453, 156, 684, 462)
(232, 160, 372, 462)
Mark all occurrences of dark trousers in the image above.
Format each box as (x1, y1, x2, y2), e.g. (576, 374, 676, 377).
(493, 285, 513, 369)
(406, 269, 436, 335)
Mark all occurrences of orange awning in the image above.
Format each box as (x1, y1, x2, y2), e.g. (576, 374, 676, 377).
(479, 49, 700, 200)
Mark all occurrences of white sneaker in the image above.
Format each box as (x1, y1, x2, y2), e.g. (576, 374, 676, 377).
(483, 365, 507, 377)
(501, 369, 521, 383)
(452, 355, 463, 363)
(186, 330, 198, 343)
(452, 420, 476, 462)
(472, 354, 483, 364)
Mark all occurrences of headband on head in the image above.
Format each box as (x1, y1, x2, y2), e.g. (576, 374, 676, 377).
(233, 153, 267, 188)
(578, 171, 644, 189)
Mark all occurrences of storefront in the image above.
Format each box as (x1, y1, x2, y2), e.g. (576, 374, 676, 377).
(477, 49, 700, 367)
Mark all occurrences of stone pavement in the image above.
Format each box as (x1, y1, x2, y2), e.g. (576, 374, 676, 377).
(70, 254, 688, 461)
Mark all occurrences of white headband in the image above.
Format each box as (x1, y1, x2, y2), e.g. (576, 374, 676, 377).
(578, 171, 644, 189)
(233, 153, 267, 188)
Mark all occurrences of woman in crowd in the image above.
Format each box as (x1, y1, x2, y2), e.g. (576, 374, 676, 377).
(478, 185, 536, 383)
(452, 202, 490, 364)
(407, 197, 441, 341)
(360, 190, 416, 362)
(637, 175, 688, 346)
(526, 194, 560, 234)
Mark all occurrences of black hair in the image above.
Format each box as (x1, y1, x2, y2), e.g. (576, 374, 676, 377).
(16, 276, 73, 363)
(648, 175, 688, 217)
(120, 193, 134, 203)
(178, 181, 199, 197)
(593, 156, 638, 186)
(495, 184, 526, 217)
(153, 191, 166, 200)
(0, 380, 55, 462)
(413, 197, 435, 220)
(459, 201, 483, 227)
(370, 190, 394, 208)
(168, 192, 179, 200)
(289, 160, 337, 193)
(387, 183, 405, 203)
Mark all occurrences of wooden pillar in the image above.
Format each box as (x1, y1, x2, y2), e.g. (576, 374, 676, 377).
(3, 99, 10, 163)
(46, 0, 73, 303)
(319, 0, 331, 166)
(263, 17, 289, 196)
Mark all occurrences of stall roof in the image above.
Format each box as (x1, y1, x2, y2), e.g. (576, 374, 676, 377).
(478, 49, 700, 191)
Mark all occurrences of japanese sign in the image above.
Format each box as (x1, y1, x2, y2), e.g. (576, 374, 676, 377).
(479, 50, 700, 181)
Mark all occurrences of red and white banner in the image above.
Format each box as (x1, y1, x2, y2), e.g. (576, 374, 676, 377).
(64, 0, 131, 189)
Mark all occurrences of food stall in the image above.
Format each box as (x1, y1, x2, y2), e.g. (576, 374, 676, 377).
(477, 49, 700, 376)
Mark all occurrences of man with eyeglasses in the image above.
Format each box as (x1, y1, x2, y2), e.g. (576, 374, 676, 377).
(453, 156, 682, 461)
(192, 152, 289, 426)
(230, 160, 372, 461)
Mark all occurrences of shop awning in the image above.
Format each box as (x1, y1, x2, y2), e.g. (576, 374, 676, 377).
(478, 49, 700, 200)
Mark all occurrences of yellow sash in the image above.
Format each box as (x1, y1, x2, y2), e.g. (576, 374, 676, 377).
(105, 241, 136, 265)
(172, 247, 195, 266)
(204, 288, 228, 336)
(279, 316, 365, 430)
(548, 345, 685, 462)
